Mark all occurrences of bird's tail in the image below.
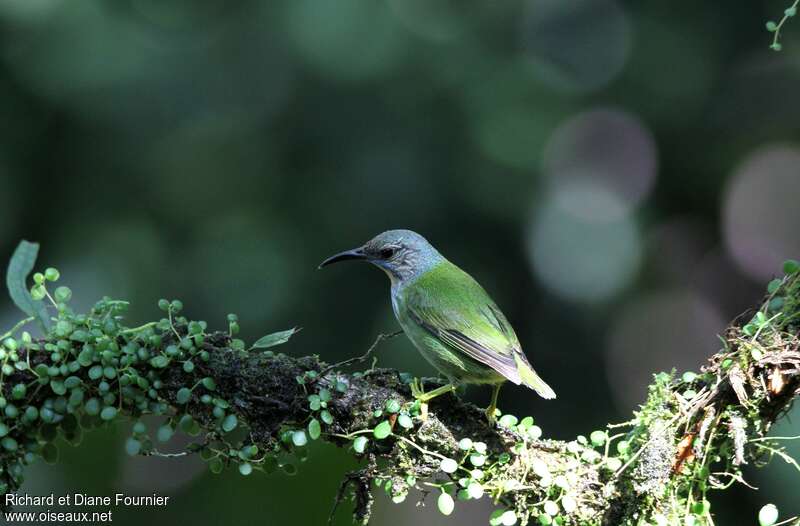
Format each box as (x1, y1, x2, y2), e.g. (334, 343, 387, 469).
(514, 354, 556, 399)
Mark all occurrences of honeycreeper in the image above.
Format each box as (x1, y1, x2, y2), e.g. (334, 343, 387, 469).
(319, 229, 555, 422)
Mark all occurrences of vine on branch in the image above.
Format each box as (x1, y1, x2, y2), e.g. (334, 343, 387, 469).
(0, 241, 799, 526)
(767, 0, 799, 50)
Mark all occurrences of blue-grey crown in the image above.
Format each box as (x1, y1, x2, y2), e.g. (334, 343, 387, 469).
(363, 229, 443, 282)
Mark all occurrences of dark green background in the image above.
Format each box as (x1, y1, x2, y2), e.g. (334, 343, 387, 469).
(1, 1, 799, 524)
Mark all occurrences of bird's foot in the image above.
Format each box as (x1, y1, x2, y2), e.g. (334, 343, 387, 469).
(484, 405, 499, 424)
(409, 379, 456, 421)
(410, 377, 426, 400)
(484, 383, 502, 425)
(410, 379, 455, 403)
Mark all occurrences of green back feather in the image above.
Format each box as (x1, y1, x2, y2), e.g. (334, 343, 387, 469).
(400, 261, 556, 399)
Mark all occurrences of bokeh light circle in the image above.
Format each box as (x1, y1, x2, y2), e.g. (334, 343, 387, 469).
(387, 0, 461, 43)
(723, 145, 800, 280)
(285, 0, 404, 81)
(543, 108, 658, 212)
(520, 0, 631, 93)
(527, 181, 642, 303)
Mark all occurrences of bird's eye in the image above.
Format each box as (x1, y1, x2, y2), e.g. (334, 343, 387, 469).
(380, 247, 395, 259)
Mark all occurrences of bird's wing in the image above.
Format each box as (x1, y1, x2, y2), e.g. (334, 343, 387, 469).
(404, 264, 525, 385)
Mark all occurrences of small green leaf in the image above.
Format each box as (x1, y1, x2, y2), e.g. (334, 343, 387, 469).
(209, 458, 224, 474)
(176, 388, 192, 404)
(54, 286, 72, 303)
(50, 380, 66, 396)
(157, 424, 173, 442)
(150, 356, 169, 368)
(292, 430, 308, 447)
(437, 492, 454, 516)
(385, 399, 401, 413)
(239, 462, 253, 476)
(100, 406, 118, 421)
(88, 365, 103, 380)
(373, 420, 392, 440)
(784, 259, 800, 275)
(469, 454, 486, 466)
(125, 438, 141, 456)
(308, 418, 321, 440)
(590, 430, 607, 447)
(222, 414, 238, 433)
(6, 241, 50, 329)
(498, 414, 518, 428)
(251, 328, 300, 349)
(397, 414, 413, 429)
(440, 458, 459, 474)
(320, 410, 334, 425)
(767, 279, 782, 294)
(467, 482, 484, 500)
(201, 377, 216, 391)
(353, 436, 368, 453)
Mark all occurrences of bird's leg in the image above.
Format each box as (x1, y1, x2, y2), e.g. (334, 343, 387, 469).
(410, 378, 456, 420)
(409, 379, 455, 421)
(410, 378, 455, 402)
(409, 377, 425, 400)
(416, 382, 456, 403)
(485, 383, 502, 423)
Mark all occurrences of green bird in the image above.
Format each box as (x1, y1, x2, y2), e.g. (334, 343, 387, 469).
(319, 229, 555, 422)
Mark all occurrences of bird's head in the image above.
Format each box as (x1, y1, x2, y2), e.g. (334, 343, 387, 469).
(319, 229, 442, 283)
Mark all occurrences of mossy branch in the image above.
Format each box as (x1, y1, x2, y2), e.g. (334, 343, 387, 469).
(2, 248, 800, 526)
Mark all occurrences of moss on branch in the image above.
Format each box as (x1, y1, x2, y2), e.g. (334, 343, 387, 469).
(1, 246, 800, 525)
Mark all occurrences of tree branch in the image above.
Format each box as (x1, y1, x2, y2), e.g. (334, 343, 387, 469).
(1, 260, 800, 525)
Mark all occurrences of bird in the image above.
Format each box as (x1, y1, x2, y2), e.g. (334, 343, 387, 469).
(319, 229, 555, 422)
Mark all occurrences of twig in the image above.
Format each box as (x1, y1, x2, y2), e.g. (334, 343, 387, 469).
(318, 331, 403, 378)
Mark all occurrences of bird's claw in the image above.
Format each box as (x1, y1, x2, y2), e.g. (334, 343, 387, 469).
(410, 377, 426, 400)
(485, 406, 498, 424)
(409, 378, 430, 420)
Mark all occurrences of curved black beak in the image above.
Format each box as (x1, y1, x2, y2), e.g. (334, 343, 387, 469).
(318, 247, 367, 269)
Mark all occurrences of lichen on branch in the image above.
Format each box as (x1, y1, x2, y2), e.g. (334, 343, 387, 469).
(1, 242, 800, 526)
